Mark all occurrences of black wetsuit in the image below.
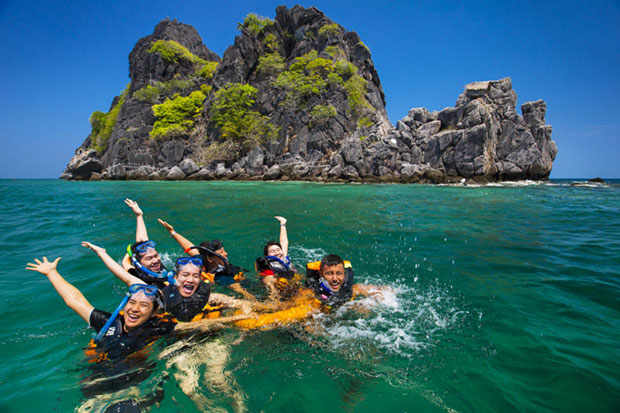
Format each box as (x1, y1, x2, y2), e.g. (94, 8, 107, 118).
(162, 281, 212, 322)
(81, 309, 176, 399)
(205, 263, 246, 286)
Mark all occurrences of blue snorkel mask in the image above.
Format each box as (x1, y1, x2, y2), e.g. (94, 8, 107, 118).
(95, 284, 160, 341)
(127, 242, 176, 285)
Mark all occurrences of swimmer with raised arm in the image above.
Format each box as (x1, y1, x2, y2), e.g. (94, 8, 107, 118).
(255, 216, 302, 301)
(158, 219, 256, 301)
(122, 199, 169, 288)
(82, 242, 274, 322)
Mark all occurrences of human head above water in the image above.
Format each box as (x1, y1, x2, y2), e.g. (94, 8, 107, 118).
(122, 285, 160, 331)
(174, 256, 203, 298)
(320, 254, 346, 292)
(130, 240, 162, 273)
(199, 239, 228, 269)
(263, 241, 283, 258)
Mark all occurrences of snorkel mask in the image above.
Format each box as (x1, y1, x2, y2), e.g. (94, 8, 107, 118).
(94, 284, 161, 342)
(188, 245, 228, 265)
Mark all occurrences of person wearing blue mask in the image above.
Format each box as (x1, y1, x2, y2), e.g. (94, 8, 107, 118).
(25, 256, 254, 347)
(122, 199, 169, 288)
(158, 219, 256, 301)
(82, 242, 273, 322)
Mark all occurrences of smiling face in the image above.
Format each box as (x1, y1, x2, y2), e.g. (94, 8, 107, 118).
(321, 263, 346, 292)
(266, 244, 284, 259)
(175, 263, 201, 297)
(139, 248, 162, 272)
(122, 292, 155, 331)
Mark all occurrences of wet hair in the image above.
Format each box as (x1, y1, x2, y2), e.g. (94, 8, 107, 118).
(320, 254, 344, 271)
(130, 241, 144, 258)
(263, 241, 281, 256)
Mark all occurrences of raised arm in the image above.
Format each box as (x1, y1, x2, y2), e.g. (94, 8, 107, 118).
(82, 241, 143, 287)
(158, 219, 199, 256)
(26, 257, 94, 323)
(274, 216, 289, 257)
(125, 199, 149, 242)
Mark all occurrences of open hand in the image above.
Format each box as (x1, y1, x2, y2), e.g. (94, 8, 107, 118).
(124, 199, 143, 216)
(26, 257, 61, 276)
(274, 216, 287, 225)
(81, 241, 105, 254)
(158, 219, 174, 233)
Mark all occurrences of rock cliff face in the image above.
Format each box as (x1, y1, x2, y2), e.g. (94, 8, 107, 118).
(62, 6, 556, 183)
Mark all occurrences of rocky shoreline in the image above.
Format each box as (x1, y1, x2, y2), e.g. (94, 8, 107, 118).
(62, 6, 557, 184)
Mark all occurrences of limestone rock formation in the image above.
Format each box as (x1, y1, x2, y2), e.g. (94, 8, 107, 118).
(62, 6, 557, 183)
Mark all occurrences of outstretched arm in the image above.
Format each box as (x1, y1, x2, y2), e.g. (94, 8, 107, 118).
(82, 241, 143, 287)
(125, 199, 149, 242)
(26, 257, 94, 323)
(174, 313, 255, 334)
(274, 216, 289, 257)
(158, 219, 199, 257)
(209, 292, 277, 313)
(228, 283, 258, 302)
(352, 284, 393, 298)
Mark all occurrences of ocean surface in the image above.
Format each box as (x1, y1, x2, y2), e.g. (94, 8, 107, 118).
(0, 179, 618, 412)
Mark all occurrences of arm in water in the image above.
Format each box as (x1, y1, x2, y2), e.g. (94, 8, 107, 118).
(82, 241, 143, 287)
(26, 257, 94, 323)
(125, 199, 149, 242)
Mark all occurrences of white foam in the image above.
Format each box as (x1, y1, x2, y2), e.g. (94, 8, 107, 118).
(315, 279, 464, 358)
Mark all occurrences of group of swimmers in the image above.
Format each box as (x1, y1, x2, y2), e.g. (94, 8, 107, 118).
(27, 199, 382, 353)
(26, 199, 384, 410)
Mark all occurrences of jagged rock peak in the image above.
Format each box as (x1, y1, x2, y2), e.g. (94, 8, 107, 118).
(128, 18, 220, 93)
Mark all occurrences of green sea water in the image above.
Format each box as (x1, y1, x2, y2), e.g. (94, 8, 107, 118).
(0, 179, 618, 412)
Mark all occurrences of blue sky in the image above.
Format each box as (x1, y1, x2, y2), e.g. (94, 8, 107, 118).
(1, 0, 618, 179)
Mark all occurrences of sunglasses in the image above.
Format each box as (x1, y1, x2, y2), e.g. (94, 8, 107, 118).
(176, 256, 203, 267)
(128, 284, 159, 296)
(135, 241, 156, 254)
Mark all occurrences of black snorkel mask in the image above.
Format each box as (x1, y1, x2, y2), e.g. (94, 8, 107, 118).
(188, 245, 229, 266)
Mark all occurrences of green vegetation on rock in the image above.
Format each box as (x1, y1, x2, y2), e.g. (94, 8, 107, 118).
(148, 40, 207, 65)
(318, 23, 342, 38)
(237, 13, 274, 36)
(274, 49, 373, 116)
(150, 90, 206, 139)
(196, 61, 218, 80)
(210, 83, 279, 153)
(134, 78, 200, 103)
(357, 116, 374, 128)
(263, 33, 279, 51)
(89, 85, 129, 153)
(344, 75, 373, 116)
(310, 104, 337, 127)
(357, 41, 370, 53)
(257, 52, 286, 77)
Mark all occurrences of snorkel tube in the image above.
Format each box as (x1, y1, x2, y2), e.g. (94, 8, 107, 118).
(127, 244, 176, 285)
(95, 293, 130, 342)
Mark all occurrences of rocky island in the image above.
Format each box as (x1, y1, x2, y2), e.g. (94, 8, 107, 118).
(62, 5, 557, 183)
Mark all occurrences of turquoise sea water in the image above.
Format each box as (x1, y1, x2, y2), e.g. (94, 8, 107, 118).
(0, 179, 618, 412)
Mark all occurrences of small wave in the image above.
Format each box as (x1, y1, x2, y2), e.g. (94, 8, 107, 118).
(289, 246, 326, 264)
(311, 280, 465, 359)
